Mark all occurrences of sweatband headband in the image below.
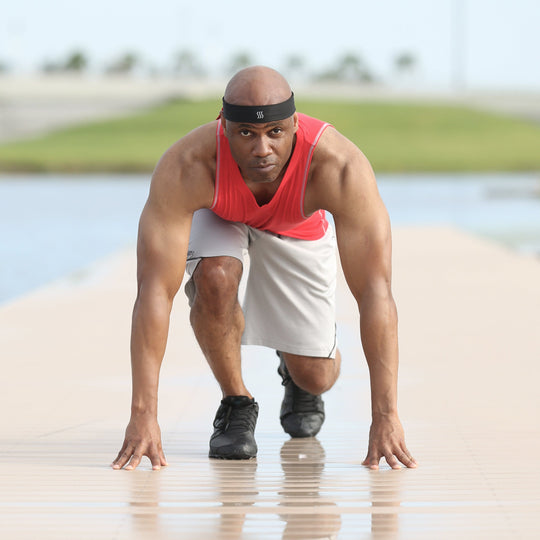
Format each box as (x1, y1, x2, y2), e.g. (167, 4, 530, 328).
(221, 93, 295, 123)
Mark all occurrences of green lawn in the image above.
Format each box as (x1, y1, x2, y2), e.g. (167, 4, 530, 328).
(1, 97, 540, 172)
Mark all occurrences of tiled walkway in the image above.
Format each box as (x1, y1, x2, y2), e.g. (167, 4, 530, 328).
(1, 227, 539, 539)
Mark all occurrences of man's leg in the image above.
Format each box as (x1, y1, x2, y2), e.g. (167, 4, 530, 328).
(281, 350, 342, 396)
(278, 350, 342, 438)
(189, 256, 250, 398)
(188, 255, 258, 459)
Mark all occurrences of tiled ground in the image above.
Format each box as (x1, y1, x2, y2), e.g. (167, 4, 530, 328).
(1, 228, 539, 539)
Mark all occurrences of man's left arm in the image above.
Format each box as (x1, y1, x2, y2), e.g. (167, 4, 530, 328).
(318, 134, 417, 470)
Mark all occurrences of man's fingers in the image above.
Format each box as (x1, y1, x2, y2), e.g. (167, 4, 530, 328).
(113, 443, 127, 461)
(385, 453, 402, 470)
(396, 447, 417, 468)
(362, 454, 381, 470)
(159, 449, 168, 468)
(113, 418, 165, 470)
(112, 442, 128, 467)
(125, 453, 143, 471)
(116, 444, 166, 471)
(363, 447, 418, 470)
(149, 450, 165, 470)
(384, 447, 418, 469)
(112, 447, 134, 470)
(150, 445, 169, 469)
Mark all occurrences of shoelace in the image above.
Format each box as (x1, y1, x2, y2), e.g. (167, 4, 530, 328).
(278, 356, 322, 414)
(279, 370, 292, 387)
(214, 403, 257, 433)
(290, 383, 323, 414)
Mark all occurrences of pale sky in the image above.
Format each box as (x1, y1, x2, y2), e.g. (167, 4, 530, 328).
(3, 0, 540, 90)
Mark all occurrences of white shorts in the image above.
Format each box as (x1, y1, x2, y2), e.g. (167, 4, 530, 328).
(185, 209, 337, 358)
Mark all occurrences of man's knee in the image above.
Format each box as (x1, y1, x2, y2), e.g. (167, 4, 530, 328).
(192, 256, 242, 306)
(283, 352, 340, 395)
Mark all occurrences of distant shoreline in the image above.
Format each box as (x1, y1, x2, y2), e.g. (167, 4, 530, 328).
(2, 92, 540, 173)
(2, 74, 540, 144)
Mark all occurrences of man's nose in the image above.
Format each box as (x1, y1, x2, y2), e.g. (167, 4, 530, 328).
(252, 136, 272, 157)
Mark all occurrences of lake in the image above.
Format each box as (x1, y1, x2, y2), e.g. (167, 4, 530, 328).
(1, 172, 539, 305)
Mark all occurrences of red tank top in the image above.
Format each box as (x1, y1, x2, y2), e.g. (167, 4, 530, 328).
(210, 113, 331, 240)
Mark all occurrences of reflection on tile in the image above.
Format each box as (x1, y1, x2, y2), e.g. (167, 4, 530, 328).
(278, 438, 342, 539)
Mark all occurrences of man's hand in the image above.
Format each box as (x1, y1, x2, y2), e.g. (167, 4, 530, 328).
(112, 413, 168, 471)
(362, 414, 417, 470)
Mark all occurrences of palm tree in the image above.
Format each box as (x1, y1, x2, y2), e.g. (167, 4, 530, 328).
(394, 52, 416, 74)
(105, 52, 139, 75)
(316, 52, 374, 83)
(64, 50, 88, 72)
(41, 50, 88, 74)
(227, 52, 254, 75)
(173, 49, 205, 77)
(283, 54, 306, 81)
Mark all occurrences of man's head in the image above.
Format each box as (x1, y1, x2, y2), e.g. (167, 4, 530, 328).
(221, 66, 298, 184)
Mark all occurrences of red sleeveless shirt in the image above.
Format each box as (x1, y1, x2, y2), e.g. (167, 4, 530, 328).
(210, 113, 331, 240)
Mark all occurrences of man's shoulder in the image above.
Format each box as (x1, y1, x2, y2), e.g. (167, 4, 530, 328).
(305, 123, 374, 213)
(167, 120, 218, 164)
(150, 121, 217, 210)
(311, 124, 361, 170)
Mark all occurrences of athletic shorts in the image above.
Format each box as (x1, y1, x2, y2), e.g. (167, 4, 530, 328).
(184, 209, 337, 358)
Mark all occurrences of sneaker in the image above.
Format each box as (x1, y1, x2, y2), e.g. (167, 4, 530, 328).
(277, 351, 325, 438)
(209, 395, 259, 459)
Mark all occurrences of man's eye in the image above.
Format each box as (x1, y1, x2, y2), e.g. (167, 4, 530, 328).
(240, 130, 251, 136)
(271, 128, 282, 134)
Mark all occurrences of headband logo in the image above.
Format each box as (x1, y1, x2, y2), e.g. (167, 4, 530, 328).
(256, 111, 264, 120)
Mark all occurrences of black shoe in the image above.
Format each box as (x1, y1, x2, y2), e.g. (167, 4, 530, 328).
(277, 352, 325, 438)
(209, 395, 258, 459)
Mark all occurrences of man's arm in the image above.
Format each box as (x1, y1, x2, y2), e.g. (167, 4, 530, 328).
(112, 129, 215, 470)
(311, 130, 416, 470)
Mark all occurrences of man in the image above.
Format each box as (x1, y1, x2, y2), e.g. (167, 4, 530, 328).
(112, 66, 416, 471)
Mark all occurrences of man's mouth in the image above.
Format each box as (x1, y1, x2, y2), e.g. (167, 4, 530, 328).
(252, 163, 276, 172)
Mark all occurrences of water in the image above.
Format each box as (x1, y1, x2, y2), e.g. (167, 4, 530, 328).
(0, 174, 150, 304)
(378, 173, 540, 253)
(1, 173, 540, 305)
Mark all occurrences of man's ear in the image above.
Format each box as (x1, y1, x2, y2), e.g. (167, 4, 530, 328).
(292, 113, 299, 132)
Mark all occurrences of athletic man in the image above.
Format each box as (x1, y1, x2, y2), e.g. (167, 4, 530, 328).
(112, 66, 416, 471)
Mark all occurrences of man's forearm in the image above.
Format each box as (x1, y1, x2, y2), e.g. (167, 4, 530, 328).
(130, 287, 174, 415)
(359, 290, 399, 417)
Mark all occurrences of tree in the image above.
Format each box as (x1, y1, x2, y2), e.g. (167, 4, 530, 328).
(394, 52, 416, 74)
(105, 52, 139, 75)
(41, 50, 88, 74)
(173, 49, 205, 77)
(393, 52, 418, 87)
(227, 52, 254, 75)
(316, 52, 374, 83)
(283, 54, 306, 81)
(64, 50, 87, 72)
(41, 61, 60, 73)
(337, 52, 373, 82)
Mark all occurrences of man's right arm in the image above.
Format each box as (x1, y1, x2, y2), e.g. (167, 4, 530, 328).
(112, 128, 215, 470)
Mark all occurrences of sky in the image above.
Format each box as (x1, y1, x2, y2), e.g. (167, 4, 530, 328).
(2, 0, 540, 91)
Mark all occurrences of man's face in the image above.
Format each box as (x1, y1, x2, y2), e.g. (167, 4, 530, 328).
(223, 114, 298, 184)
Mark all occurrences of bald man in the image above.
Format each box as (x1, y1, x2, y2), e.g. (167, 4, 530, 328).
(112, 66, 416, 471)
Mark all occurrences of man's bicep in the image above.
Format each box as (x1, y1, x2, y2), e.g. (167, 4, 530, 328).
(136, 196, 193, 298)
(134, 141, 211, 297)
(334, 182, 393, 302)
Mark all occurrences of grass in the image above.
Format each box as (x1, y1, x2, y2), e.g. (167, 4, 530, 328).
(1, 97, 540, 173)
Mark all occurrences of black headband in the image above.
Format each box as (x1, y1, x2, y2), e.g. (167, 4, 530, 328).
(221, 93, 295, 123)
